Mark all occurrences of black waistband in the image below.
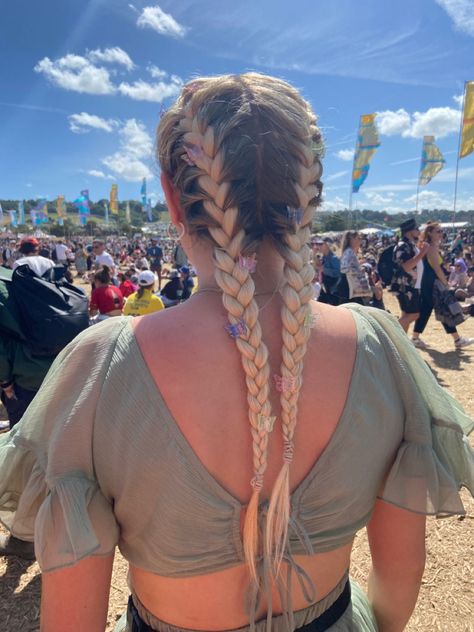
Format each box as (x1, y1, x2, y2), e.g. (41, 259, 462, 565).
(127, 580, 351, 632)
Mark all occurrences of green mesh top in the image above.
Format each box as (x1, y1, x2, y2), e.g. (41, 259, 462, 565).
(0, 305, 473, 631)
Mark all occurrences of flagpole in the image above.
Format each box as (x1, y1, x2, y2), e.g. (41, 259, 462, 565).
(415, 179, 420, 214)
(452, 81, 467, 229)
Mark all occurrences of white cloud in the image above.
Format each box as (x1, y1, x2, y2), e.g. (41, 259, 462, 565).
(390, 156, 420, 166)
(34, 54, 116, 95)
(404, 189, 452, 209)
(453, 93, 464, 107)
(376, 109, 411, 136)
(320, 196, 346, 211)
(335, 149, 354, 161)
(102, 119, 153, 181)
(376, 106, 461, 139)
(118, 76, 182, 102)
(69, 112, 119, 134)
(87, 47, 135, 71)
(436, 0, 474, 36)
(147, 64, 168, 79)
(364, 183, 417, 192)
(325, 170, 349, 182)
(87, 170, 115, 179)
(137, 5, 187, 38)
(364, 192, 394, 205)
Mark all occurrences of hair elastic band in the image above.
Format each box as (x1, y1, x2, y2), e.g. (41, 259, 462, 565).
(257, 414, 276, 433)
(225, 319, 247, 339)
(273, 374, 298, 393)
(238, 254, 257, 273)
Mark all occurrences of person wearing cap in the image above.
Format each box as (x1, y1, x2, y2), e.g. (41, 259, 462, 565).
(179, 266, 194, 300)
(160, 269, 184, 307)
(13, 238, 55, 277)
(146, 239, 164, 290)
(123, 270, 164, 316)
(392, 218, 429, 333)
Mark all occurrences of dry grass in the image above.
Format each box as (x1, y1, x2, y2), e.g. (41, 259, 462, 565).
(1, 291, 473, 631)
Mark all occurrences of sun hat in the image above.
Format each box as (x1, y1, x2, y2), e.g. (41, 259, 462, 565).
(137, 270, 156, 286)
(399, 218, 419, 233)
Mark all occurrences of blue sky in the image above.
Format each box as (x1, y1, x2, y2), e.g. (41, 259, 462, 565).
(1, 0, 474, 214)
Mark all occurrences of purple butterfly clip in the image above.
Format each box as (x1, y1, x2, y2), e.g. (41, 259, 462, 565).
(225, 318, 247, 339)
(182, 144, 203, 166)
(238, 254, 257, 273)
(287, 206, 304, 224)
(273, 374, 297, 393)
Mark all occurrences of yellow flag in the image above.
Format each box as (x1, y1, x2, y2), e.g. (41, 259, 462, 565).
(110, 184, 118, 215)
(460, 81, 474, 159)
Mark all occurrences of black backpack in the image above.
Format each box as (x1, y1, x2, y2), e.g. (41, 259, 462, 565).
(9, 264, 90, 356)
(377, 245, 396, 287)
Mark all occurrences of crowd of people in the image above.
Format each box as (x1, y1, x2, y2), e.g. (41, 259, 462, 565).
(0, 72, 473, 632)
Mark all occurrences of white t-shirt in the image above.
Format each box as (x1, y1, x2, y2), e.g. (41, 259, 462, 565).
(95, 252, 115, 270)
(14, 256, 55, 277)
(55, 243, 69, 261)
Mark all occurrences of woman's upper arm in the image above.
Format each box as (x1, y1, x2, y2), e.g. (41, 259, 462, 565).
(41, 553, 115, 632)
(367, 499, 426, 577)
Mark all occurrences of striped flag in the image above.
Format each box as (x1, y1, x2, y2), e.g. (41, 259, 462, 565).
(419, 136, 445, 185)
(110, 184, 118, 215)
(18, 200, 25, 225)
(460, 81, 474, 159)
(352, 114, 381, 193)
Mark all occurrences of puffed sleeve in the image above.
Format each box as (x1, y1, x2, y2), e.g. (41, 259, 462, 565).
(346, 304, 474, 516)
(0, 318, 130, 572)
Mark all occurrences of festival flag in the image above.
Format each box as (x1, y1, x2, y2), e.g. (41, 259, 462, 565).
(351, 114, 381, 193)
(125, 200, 131, 223)
(145, 198, 153, 222)
(140, 178, 147, 206)
(56, 195, 66, 218)
(460, 81, 474, 159)
(0, 203, 3, 225)
(30, 210, 37, 226)
(73, 189, 91, 225)
(8, 210, 17, 228)
(104, 201, 109, 224)
(18, 200, 25, 225)
(32, 199, 48, 224)
(419, 136, 445, 185)
(110, 184, 118, 215)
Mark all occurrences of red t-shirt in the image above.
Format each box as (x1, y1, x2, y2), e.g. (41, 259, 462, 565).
(119, 279, 137, 298)
(90, 285, 124, 314)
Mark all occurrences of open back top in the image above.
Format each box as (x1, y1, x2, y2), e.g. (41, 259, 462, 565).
(0, 305, 473, 630)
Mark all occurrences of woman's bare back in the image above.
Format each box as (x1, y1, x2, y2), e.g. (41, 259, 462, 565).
(131, 297, 358, 629)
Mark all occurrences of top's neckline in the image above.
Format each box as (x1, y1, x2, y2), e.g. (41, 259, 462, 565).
(125, 308, 363, 509)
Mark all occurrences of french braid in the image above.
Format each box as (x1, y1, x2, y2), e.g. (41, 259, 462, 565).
(157, 73, 324, 585)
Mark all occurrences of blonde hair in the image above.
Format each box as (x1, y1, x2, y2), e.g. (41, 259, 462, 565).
(157, 73, 323, 582)
(340, 230, 359, 255)
(422, 221, 441, 244)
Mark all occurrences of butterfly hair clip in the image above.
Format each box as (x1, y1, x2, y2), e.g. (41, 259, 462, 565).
(257, 414, 276, 433)
(225, 318, 247, 339)
(303, 313, 317, 329)
(287, 206, 304, 225)
(181, 144, 203, 166)
(238, 253, 257, 273)
(273, 374, 298, 393)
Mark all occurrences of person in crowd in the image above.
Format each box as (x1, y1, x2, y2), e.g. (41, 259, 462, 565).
(317, 238, 341, 305)
(0, 73, 473, 632)
(412, 222, 474, 349)
(392, 219, 429, 334)
(179, 265, 194, 300)
(54, 239, 70, 266)
(147, 238, 164, 290)
(13, 237, 55, 277)
(2, 241, 16, 267)
(118, 270, 138, 299)
(339, 231, 372, 305)
(92, 239, 116, 276)
(74, 245, 88, 279)
(448, 258, 469, 291)
(456, 265, 474, 303)
(89, 265, 123, 322)
(123, 271, 164, 317)
(160, 269, 183, 306)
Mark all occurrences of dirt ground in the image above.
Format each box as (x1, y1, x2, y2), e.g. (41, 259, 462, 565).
(1, 291, 473, 632)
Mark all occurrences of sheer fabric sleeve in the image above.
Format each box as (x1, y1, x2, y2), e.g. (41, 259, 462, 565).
(346, 305, 474, 517)
(0, 318, 128, 572)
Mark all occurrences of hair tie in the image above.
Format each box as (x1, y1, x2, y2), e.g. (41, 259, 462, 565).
(257, 414, 276, 433)
(225, 319, 247, 339)
(283, 440, 294, 463)
(238, 254, 257, 273)
(251, 474, 264, 490)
